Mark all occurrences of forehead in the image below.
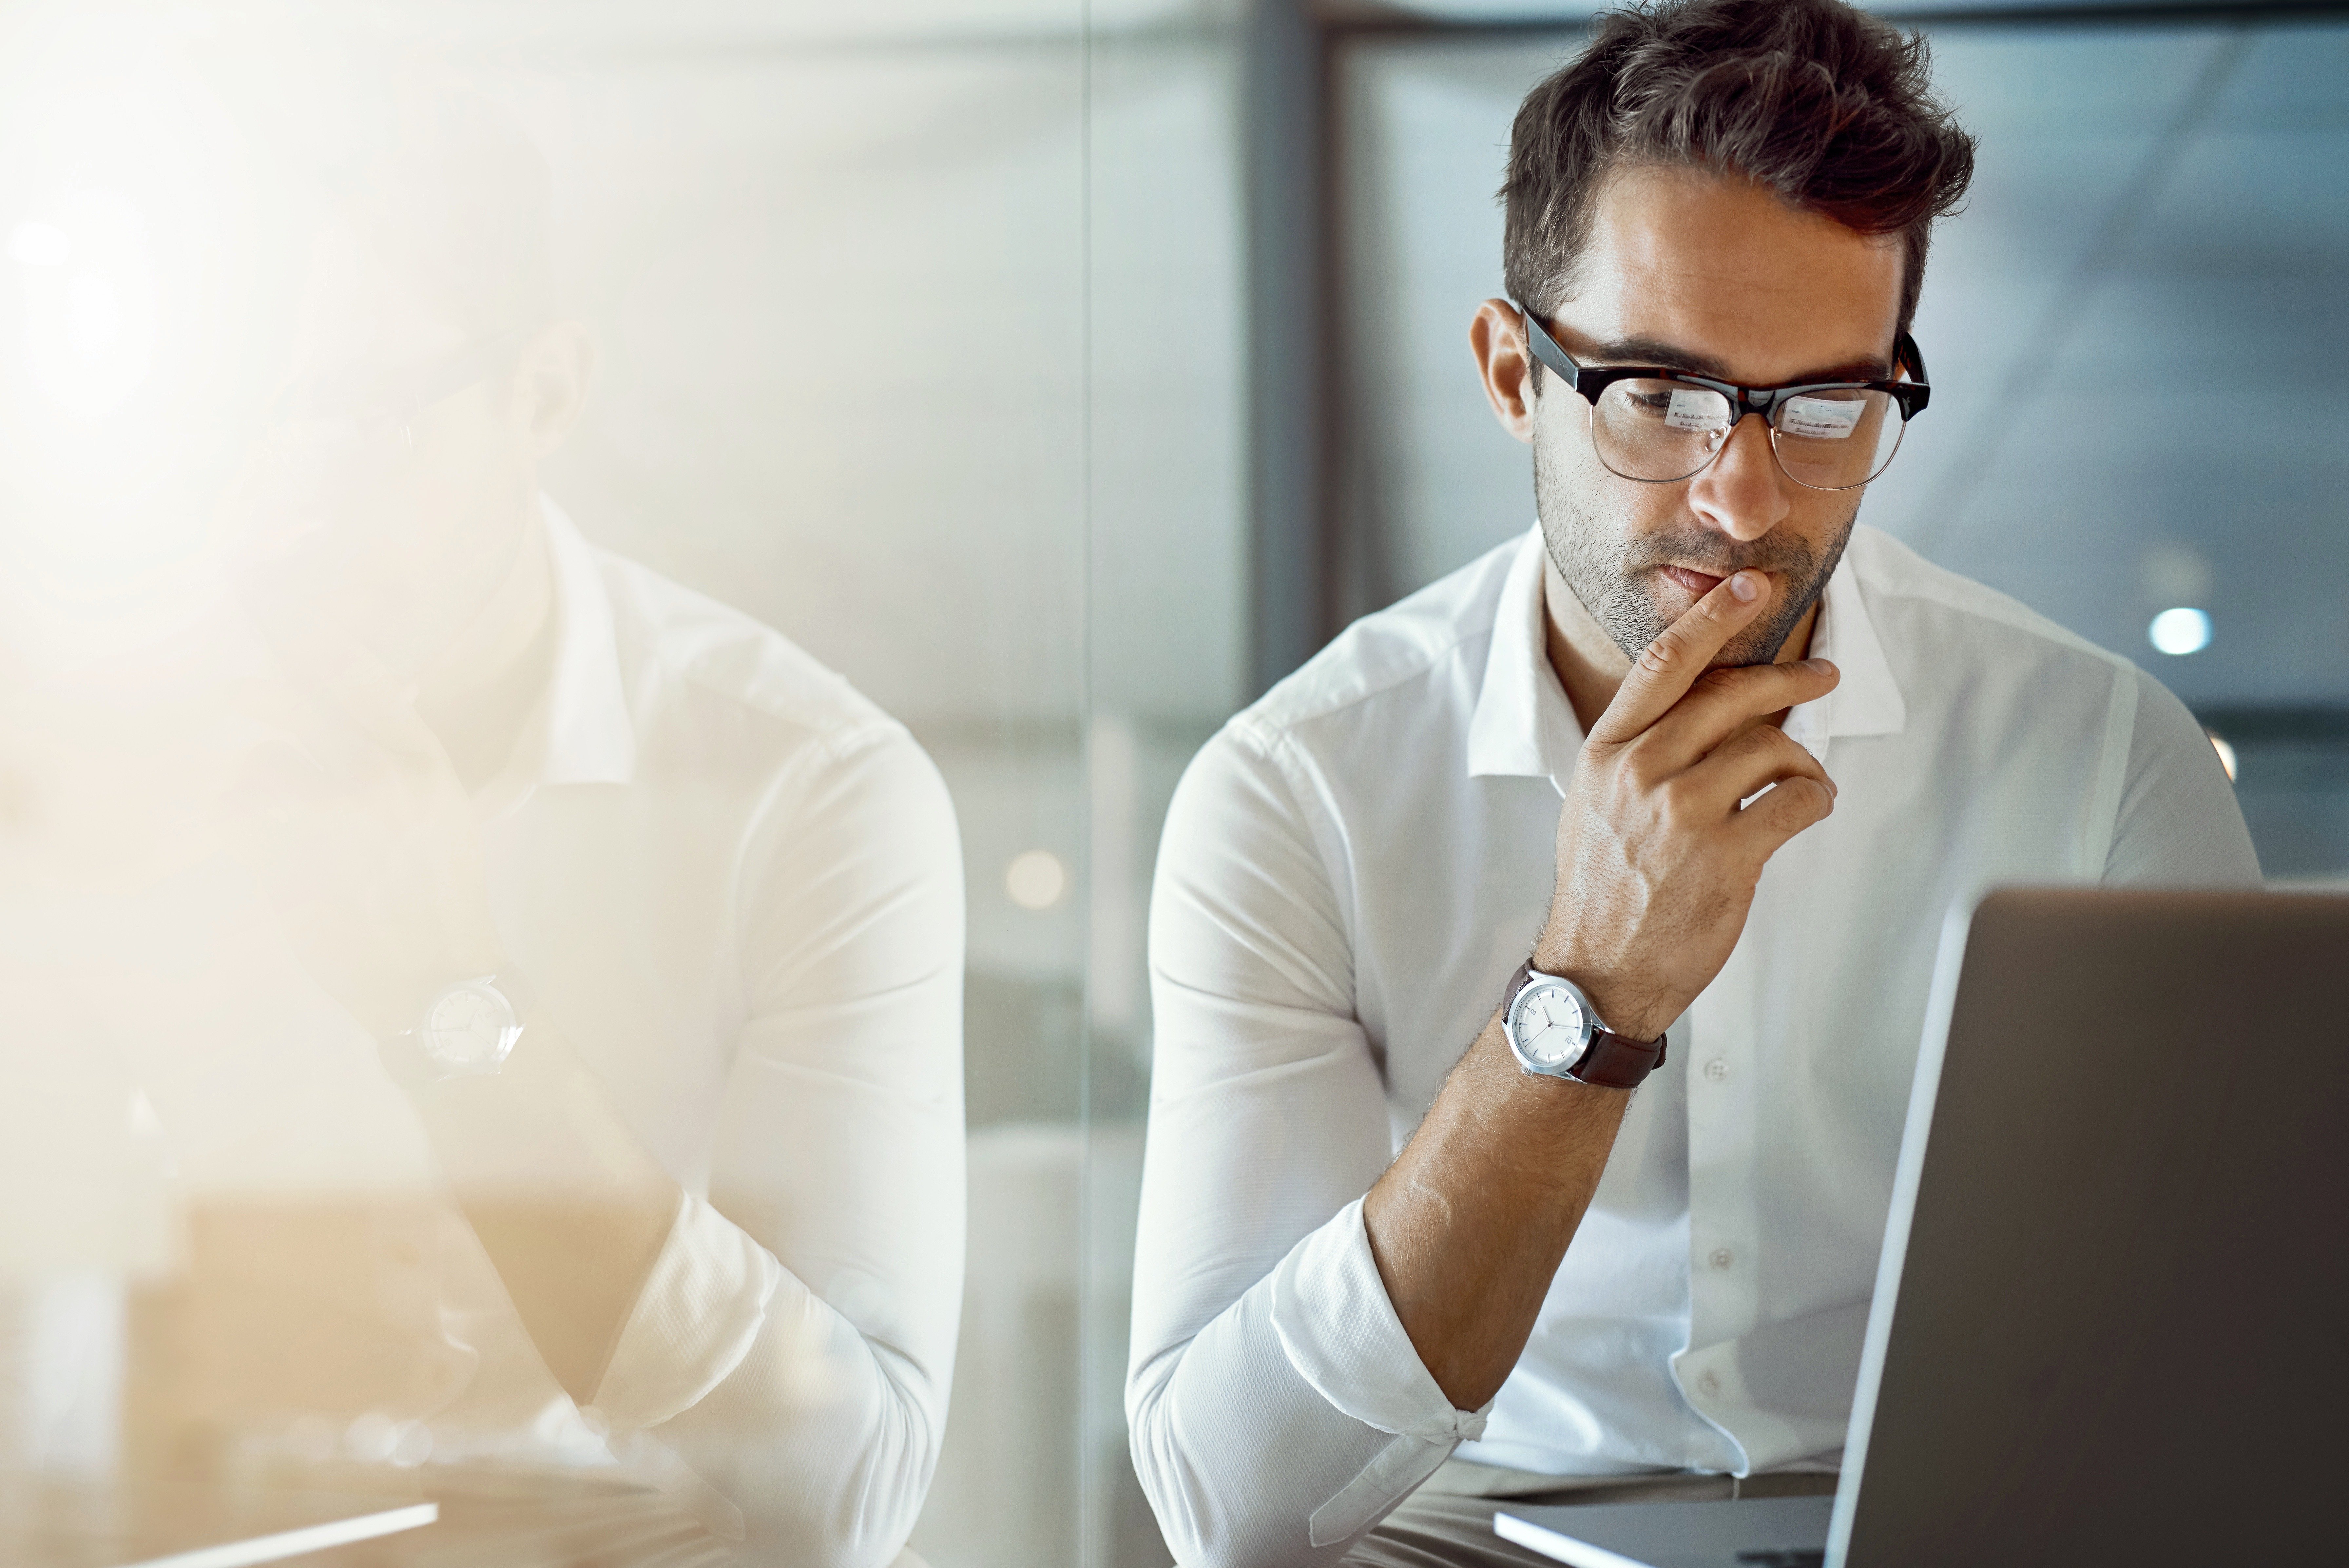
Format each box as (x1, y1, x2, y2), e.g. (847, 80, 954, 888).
(1565, 164, 1903, 380)
(288, 219, 470, 375)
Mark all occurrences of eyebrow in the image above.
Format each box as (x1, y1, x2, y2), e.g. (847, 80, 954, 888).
(1586, 335, 1895, 385)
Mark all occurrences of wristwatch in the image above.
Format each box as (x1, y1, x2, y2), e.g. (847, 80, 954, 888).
(1501, 960, 1667, 1089)
(379, 974, 527, 1090)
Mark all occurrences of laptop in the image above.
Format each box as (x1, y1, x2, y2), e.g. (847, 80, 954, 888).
(1496, 887, 2349, 1568)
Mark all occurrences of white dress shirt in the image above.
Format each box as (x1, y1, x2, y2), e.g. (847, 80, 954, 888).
(30, 501, 964, 1568)
(492, 503, 966, 1565)
(1127, 523, 2257, 1568)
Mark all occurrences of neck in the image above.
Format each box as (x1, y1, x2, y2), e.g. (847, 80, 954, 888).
(414, 498, 557, 792)
(1543, 557, 1818, 737)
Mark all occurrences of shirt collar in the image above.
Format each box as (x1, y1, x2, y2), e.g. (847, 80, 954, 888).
(1467, 526, 1581, 787)
(1465, 523, 1906, 790)
(485, 495, 637, 806)
(1782, 533, 1906, 762)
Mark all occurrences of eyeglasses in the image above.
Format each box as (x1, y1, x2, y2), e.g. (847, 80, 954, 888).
(261, 328, 531, 464)
(1514, 303, 1930, 491)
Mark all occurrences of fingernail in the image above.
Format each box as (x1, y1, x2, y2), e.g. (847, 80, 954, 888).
(1810, 658, 1839, 676)
(1729, 571, 1761, 603)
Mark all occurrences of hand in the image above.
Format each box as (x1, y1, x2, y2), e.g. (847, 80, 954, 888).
(218, 608, 678, 1406)
(221, 613, 506, 1043)
(1536, 569, 1840, 1041)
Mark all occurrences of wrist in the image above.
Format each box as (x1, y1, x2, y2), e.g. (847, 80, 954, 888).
(1470, 1028, 1620, 1108)
(379, 968, 534, 1092)
(1431, 1031, 1634, 1171)
(1527, 939, 1663, 1044)
(1500, 959, 1669, 1091)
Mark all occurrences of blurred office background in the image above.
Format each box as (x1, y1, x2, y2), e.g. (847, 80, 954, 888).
(0, 1, 2339, 1566)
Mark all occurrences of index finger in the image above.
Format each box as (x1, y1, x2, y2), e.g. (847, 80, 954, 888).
(1586, 569, 1772, 745)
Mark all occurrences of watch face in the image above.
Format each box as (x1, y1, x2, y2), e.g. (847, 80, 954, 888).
(1512, 981, 1588, 1070)
(423, 982, 518, 1072)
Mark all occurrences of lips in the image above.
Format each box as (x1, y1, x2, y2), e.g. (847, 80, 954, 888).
(1658, 564, 1726, 598)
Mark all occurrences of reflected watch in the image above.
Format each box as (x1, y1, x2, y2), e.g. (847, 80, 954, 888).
(1501, 961, 1667, 1089)
(378, 974, 529, 1090)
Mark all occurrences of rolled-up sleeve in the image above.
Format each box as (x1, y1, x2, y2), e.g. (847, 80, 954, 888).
(587, 724, 964, 1568)
(1129, 723, 1483, 1568)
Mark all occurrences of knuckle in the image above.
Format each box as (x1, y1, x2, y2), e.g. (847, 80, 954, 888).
(1718, 724, 1789, 766)
(1634, 637, 1679, 679)
(1776, 776, 1833, 824)
(1692, 667, 1743, 700)
(1704, 728, 1758, 768)
(1658, 777, 1706, 828)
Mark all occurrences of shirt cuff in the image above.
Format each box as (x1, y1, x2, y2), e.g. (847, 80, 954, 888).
(1269, 1197, 1489, 1442)
(586, 1192, 783, 1431)
(1270, 1198, 1490, 1545)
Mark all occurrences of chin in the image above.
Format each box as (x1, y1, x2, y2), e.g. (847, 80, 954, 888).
(1710, 639, 1784, 671)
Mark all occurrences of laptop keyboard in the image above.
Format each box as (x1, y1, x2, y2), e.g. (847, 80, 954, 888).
(1733, 1553, 1824, 1568)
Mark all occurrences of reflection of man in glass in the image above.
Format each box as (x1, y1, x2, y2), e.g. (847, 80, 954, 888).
(212, 91, 961, 1566)
(1126, 2, 2257, 1565)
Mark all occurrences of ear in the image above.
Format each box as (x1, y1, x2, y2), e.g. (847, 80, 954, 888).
(1469, 298, 1538, 446)
(514, 320, 598, 459)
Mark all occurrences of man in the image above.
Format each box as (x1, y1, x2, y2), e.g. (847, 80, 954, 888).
(130, 94, 962, 1567)
(1126, 3, 2257, 1565)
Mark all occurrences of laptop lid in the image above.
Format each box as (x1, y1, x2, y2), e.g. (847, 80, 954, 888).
(1830, 888, 2349, 1567)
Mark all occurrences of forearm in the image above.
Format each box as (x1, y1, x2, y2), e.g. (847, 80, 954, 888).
(410, 1026, 680, 1400)
(1131, 1201, 1488, 1567)
(641, 1274, 948, 1566)
(1362, 1013, 1629, 1410)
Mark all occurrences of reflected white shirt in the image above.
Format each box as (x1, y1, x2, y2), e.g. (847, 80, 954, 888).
(491, 502, 966, 1566)
(50, 501, 965, 1568)
(1127, 523, 2257, 1567)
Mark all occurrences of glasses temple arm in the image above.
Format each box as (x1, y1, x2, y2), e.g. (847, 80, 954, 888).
(1896, 331, 1928, 386)
(1514, 301, 1581, 385)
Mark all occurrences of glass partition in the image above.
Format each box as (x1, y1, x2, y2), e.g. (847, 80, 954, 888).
(0, 2, 1113, 1563)
(1082, 8, 1248, 1565)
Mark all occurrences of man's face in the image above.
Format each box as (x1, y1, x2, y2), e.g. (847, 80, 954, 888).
(230, 219, 539, 673)
(1524, 165, 1905, 668)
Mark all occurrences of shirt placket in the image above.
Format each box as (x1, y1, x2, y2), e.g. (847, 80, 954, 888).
(1673, 929, 1770, 1473)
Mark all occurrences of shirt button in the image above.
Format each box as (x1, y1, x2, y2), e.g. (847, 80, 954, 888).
(1704, 1057, 1729, 1082)
(1697, 1371, 1722, 1398)
(1708, 1247, 1734, 1271)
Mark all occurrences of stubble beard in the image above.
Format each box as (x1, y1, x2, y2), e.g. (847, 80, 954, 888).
(1531, 423, 1858, 670)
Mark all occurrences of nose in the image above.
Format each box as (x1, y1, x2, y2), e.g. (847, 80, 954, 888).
(1685, 413, 1791, 543)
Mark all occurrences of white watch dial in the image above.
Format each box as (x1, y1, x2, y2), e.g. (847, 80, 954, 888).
(1515, 982, 1587, 1067)
(422, 981, 520, 1073)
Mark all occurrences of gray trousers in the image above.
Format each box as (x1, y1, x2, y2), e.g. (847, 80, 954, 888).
(1340, 1468, 1840, 1568)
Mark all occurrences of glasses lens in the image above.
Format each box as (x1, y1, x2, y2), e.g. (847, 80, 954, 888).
(1770, 388, 1904, 490)
(1590, 379, 1732, 482)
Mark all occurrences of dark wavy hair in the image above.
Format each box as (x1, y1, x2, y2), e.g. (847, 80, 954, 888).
(1503, 0, 1976, 348)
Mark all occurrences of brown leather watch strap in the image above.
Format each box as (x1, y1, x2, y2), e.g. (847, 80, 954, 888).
(1571, 1026, 1668, 1089)
(1503, 960, 1668, 1089)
